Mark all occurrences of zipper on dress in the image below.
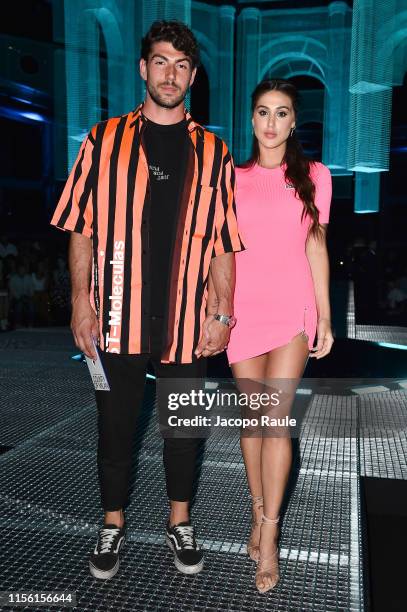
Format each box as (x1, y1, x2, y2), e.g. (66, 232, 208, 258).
(301, 307, 309, 342)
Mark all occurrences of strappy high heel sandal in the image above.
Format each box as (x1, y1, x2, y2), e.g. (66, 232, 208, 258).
(247, 495, 263, 562)
(255, 514, 280, 593)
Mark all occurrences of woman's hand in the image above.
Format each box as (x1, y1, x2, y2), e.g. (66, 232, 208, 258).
(309, 318, 334, 359)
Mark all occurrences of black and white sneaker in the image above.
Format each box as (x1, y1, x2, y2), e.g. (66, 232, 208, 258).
(89, 523, 126, 579)
(166, 521, 204, 575)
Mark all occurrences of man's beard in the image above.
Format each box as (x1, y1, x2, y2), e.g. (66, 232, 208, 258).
(147, 81, 187, 109)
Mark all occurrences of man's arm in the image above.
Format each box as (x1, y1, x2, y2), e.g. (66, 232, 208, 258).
(194, 143, 243, 358)
(69, 232, 99, 359)
(195, 252, 235, 358)
(206, 269, 218, 316)
(209, 252, 235, 315)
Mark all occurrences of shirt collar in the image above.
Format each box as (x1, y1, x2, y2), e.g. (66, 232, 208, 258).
(129, 101, 201, 134)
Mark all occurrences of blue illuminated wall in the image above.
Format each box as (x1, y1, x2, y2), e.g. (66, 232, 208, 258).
(235, 2, 352, 172)
(61, 0, 138, 169)
(59, 0, 192, 169)
(348, 0, 407, 213)
(191, 3, 235, 146)
(57, 0, 407, 214)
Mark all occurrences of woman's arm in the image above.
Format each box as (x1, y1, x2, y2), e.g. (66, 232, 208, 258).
(306, 225, 334, 358)
(306, 225, 331, 321)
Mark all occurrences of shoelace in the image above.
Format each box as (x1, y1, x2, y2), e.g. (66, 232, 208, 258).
(174, 525, 195, 549)
(98, 527, 120, 554)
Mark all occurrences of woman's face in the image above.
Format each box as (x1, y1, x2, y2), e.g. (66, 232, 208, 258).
(252, 90, 296, 152)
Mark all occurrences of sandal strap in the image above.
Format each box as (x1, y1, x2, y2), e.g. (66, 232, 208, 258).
(261, 513, 279, 524)
(250, 496, 264, 529)
(258, 549, 279, 564)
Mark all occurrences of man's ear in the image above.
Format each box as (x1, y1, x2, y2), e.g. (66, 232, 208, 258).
(189, 66, 197, 88)
(139, 58, 147, 82)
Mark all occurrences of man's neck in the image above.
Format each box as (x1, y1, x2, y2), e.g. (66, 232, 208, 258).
(141, 98, 185, 125)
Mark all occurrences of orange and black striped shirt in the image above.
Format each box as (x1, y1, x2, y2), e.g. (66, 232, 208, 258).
(50, 103, 245, 362)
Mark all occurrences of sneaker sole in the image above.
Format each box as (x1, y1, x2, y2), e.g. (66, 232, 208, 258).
(165, 535, 204, 575)
(89, 539, 125, 580)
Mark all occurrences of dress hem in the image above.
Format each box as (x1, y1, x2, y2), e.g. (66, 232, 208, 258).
(227, 328, 315, 366)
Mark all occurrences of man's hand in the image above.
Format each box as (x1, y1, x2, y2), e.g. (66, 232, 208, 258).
(194, 315, 231, 358)
(71, 294, 99, 360)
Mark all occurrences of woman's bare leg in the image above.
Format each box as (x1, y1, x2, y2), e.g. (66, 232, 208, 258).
(231, 353, 268, 558)
(256, 332, 309, 592)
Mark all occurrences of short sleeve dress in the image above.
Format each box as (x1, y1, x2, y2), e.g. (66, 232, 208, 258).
(226, 161, 332, 365)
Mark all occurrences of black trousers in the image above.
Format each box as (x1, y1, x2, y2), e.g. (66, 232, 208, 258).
(95, 316, 207, 511)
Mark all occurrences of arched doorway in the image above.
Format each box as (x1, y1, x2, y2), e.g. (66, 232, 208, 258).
(190, 63, 209, 126)
(289, 75, 324, 162)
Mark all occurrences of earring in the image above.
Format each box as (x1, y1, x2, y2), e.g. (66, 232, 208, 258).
(290, 127, 296, 137)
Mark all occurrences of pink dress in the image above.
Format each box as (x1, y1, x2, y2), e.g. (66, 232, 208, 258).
(227, 161, 332, 365)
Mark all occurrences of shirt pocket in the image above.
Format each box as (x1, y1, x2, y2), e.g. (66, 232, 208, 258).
(192, 184, 218, 239)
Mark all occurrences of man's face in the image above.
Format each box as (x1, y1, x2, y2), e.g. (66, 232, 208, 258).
(140, 41, 196, 110)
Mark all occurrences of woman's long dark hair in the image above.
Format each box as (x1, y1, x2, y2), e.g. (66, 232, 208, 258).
(240, 78, 323, 240)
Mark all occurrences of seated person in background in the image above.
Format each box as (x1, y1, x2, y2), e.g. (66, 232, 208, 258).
(9, 262, 34, 328)
(32, 260, 49, 326)
(49, 256, 70, 325)
(386, 279, 407, 317)
(0, 234, 18, 259)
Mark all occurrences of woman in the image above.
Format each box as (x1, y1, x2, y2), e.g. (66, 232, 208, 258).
(214, 79, 334, 593)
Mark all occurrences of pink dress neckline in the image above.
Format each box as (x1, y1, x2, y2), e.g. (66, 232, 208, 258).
(239, 162, 287, 175)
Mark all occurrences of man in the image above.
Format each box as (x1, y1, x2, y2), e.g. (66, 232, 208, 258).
(50, 20, 244, 579)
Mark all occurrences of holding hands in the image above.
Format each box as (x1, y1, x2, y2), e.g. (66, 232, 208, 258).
(194, 315, 231, 358)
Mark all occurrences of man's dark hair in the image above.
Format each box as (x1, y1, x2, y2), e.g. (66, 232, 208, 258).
(141, 20, 200, 69)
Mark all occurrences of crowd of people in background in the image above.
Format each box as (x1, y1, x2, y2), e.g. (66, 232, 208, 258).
(0, 234, 70, 331)
(0, 233, 406, 331)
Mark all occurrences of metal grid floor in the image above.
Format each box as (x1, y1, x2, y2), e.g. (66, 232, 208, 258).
(0, 329, 379, 611)
(355, 324, 407, 346)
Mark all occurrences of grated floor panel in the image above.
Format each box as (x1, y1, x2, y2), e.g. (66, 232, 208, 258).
(355, 324, 407, 346)
(4, 329, 401, 610)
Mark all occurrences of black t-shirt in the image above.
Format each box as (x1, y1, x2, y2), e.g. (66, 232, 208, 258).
(142, 116, 189, 317)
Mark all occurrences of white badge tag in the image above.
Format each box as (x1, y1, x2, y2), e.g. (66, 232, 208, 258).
(85, 337, 110, 391)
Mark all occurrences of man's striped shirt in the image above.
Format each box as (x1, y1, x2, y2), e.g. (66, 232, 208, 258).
(51, 104, 245, 363)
